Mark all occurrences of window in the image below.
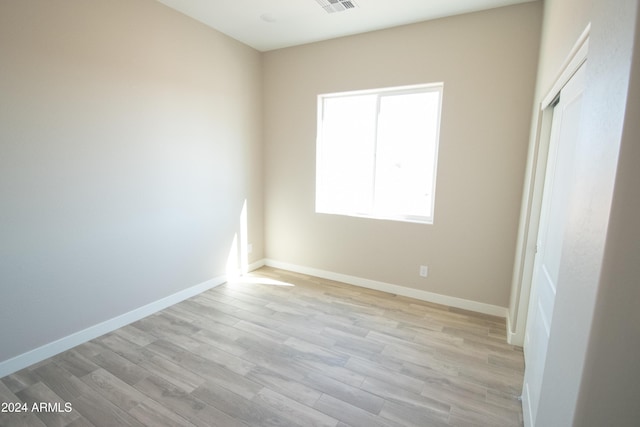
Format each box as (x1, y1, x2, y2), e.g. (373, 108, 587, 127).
(316, 83, 443, 224)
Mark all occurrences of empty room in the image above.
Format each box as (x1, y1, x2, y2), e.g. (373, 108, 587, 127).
(1, 0, 638, 426)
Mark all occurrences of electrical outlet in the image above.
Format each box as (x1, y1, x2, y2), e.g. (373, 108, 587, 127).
(247, 243, 253, 254)
(419, 265, 428, 277)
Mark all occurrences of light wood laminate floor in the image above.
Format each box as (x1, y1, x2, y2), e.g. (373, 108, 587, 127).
(1, 267, 524, 426)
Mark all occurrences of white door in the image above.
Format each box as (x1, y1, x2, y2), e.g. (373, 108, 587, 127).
(522, 63, 586, 427)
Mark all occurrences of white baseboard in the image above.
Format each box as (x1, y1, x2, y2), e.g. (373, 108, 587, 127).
(0, 275, 228, 378)
(263, 259, 508, 318)
(522, 382, 534, 427)
(507, 312, 515, 343)
(1, 258, 508, 378)
(248, 259, 266, 271)
(506, 311, 525, 346)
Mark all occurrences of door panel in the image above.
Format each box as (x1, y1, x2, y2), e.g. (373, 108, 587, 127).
(522, 63, 586, 427)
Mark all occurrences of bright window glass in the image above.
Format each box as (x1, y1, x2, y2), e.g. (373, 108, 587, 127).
(316, 84, 443, 224)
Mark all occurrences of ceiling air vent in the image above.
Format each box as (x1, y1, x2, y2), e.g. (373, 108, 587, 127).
(315, 0, 358, 14)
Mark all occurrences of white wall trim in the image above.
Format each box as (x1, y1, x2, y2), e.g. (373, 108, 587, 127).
(248, 259, 266, 271)
(541, 25, 590, 108)
(507, 311, 521, 345)
(523, 381, 534, 427)
(1, 257, 506, 378)
(0, 275, 227, 378)
(264, 259, 508, 318)
(508, 24, 591, 347)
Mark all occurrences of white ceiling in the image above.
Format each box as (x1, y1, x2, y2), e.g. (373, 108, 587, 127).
(155, 0, 537, 52)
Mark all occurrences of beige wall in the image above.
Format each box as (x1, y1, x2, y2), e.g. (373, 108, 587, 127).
(535, 0, 640, 424)
(574, 5, 640, 423)
(263, 2, 542, 308)
(510, 0, 640, 425)
(0, 0, 263, 364)
(507, 0, 592, 341)
(534, 0, 593, 95)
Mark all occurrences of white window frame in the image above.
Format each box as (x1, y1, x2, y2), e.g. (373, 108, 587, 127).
(315, 83, 443, 224)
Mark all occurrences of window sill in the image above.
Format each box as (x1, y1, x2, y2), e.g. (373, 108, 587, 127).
(316, 210, 433, 225)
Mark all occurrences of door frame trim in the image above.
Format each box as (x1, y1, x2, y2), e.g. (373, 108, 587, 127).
(508, 24, 590, 346)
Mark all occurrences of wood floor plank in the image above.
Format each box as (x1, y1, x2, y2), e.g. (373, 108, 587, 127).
(251, 387, 339, 427)
(0, 380, 48, 427)
(191, 326, 250, 357)
(136, 353, 205, 393)
(192, 380, 298, 427)
(32, 362, 88, 402)
(486, 388, 524, 413)
(321, 326, 387, 359)
(420, 372, 488, 408)
(113, 325, 157, 348)
(134, 375, 245, 427)
(127, 398, 198, 427)
(381, 343, 458, 375)
(312, 394, 399, 427)
(169, 337, 256, 377)
(171, 300, 241, 327)
(273, 322, 337, 348)
(161, 351, 263, 400)
(449, 400, 522, 427)
(53, 350, 101, 379)
(70, 387, 146, 427)
(239, 348, 309, 382)
(80, 368, 148, 412)
(0, 409, 48, 427)
(93, 334, 148, 365)
(233, 319, 290, 343)
(16, 381, 81, 427)
(283, 337, 350, 367)
(344, 355, 424, 394)
(2, 367, 41, 393)
(296, 359, 365, 388)
(0, 267, 524, 427)
(245, 365, 323, 407)
(65, 415, 97, 427)
(379, 399, 450, 427)
(302, 371, 385, 415)
(90, 350, 149, 387)
(360, 376, 450, 415)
